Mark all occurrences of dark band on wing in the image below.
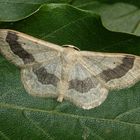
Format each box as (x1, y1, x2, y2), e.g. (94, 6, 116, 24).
(33, 66, 59, 87)
(69, 77, 97, 93)
(100, 55, 135, 82)
(6, 31, 35, 64)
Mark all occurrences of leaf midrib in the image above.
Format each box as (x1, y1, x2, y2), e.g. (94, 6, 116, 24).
(0, 102, 140, 127)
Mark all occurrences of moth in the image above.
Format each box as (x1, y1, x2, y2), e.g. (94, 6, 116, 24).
(0, 29, 140, 109)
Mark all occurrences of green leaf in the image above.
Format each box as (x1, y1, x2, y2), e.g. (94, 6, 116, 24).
(0, 0, 71, 21)
(72, 1, 140, 36)
(0, 4, 140, 140)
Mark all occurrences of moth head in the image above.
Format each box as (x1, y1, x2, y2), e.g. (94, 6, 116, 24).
(63, 45, 80, 51)
(62, 45, 80, 62)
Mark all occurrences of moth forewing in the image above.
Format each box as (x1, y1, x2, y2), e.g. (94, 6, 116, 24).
(0, 29, 62, 67)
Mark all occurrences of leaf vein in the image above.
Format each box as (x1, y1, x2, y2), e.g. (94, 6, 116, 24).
(22, 109, 54, 140)
(0, 130, 10, 140)
(44, 16, 89, 38)
(115, 106, 140, 120)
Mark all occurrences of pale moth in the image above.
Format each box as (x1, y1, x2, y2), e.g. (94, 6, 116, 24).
(0, 29, 140, 109)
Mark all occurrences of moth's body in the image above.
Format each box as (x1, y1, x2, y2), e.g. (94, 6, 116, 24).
(57, 47, 79, 102)
(0, 29, 140, 109)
